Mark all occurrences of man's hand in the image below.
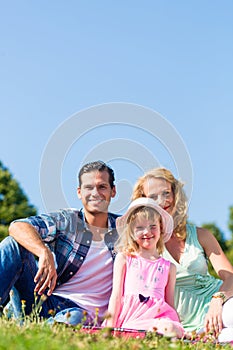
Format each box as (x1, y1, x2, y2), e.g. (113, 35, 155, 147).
(34, 248, 57, 296)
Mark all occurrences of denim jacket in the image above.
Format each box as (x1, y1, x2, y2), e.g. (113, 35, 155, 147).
(16, 208, 119, 286)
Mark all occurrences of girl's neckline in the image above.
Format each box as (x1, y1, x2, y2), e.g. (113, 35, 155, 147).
(135, 253, 162, 262)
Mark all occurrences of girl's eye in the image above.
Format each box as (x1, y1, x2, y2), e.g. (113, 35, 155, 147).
(135, 226, 144, 231)
(150, 225, 157, 230)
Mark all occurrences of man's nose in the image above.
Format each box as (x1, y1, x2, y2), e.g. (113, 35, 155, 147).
(91, 187, 99, 195)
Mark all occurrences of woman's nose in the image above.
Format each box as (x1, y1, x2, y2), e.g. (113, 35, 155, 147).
(156, 194, 165, 206)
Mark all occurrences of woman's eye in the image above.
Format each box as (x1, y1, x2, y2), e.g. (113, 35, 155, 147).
(162, 191, 170, 198)
(149, 195, 158, 200)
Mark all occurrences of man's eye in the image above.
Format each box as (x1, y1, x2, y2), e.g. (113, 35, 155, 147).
(99, 185, 107, 189)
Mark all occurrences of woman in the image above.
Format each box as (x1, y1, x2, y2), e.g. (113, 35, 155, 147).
(132, 168, 233, 341)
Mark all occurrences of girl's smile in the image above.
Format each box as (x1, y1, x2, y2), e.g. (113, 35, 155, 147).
(140, 235, 155, 240)
(133, 217, 161, 249)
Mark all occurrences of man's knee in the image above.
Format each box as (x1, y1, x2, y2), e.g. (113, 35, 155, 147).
(50, 307, 86, 326)
(0, 235, 20, 251)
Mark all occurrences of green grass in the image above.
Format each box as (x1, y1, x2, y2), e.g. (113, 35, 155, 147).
(0, 318, 232, 350)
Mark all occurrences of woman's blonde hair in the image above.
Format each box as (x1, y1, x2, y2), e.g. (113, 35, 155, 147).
(132, 168, 188, 240)
(115, 206, 164, 255)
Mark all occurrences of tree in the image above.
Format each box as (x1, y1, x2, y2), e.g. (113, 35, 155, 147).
(226, 206, 233, 265)
(228, 206, 233, 236)
(0, 161, 37, 241)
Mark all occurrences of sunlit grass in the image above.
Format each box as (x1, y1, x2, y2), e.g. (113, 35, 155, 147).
(0, 317, 233, 350)
(1, 297, 232, 350)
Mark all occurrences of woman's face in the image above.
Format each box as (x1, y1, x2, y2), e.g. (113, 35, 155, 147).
(142, 177, 175, 215)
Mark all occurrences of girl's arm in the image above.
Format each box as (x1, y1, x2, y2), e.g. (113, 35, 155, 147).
(197, 227, 233, 334)
(164, 262, 177, 309)
(105, 252, 126, 327)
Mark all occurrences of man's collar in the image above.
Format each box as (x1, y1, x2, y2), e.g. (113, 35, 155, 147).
(79, 207, 115, 230)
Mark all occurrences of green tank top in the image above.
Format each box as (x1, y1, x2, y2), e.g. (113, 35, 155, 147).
(163, 224, 222, 331)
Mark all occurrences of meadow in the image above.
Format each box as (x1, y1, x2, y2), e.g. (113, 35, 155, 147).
(0, 317, 232, 350)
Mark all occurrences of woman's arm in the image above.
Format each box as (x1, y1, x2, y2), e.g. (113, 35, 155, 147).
(105, 252, 126, 327)
(197, 227, 233, 298)
(197, 227, 233, 335)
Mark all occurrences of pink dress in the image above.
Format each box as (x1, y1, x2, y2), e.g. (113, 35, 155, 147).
(115, 255, 183, 333)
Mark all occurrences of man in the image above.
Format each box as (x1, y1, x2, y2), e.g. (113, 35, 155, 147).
(0, 161, 119, 325)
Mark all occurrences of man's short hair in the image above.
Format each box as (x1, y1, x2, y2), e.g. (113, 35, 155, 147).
(78, 161, 115, 188)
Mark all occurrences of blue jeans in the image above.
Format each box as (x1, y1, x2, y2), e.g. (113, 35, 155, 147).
(0, 236, 85, 325)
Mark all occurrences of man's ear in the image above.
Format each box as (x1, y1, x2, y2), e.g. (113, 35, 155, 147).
(77, 187, 81, 199)
(111, 186, 116, 198)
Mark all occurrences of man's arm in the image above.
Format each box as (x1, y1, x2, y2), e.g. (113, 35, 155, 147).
(9, 222, 57, 295)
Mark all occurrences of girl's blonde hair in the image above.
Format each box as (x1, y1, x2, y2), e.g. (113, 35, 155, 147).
(115, 206, 164, 255)
(132, 168, 188, 240)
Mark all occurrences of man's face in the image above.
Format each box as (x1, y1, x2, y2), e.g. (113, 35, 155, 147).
(77, 170, 116, 214)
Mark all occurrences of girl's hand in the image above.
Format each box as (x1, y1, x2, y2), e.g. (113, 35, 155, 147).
(204, 298, 223, 337)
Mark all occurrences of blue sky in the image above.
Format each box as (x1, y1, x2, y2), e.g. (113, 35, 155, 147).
(1, 1, 233, 238)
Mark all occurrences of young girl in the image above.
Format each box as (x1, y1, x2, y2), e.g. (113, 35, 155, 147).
(104, 197, 184, 338)
(132, 168, 233, 342)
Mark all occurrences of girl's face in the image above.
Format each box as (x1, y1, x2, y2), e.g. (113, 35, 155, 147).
(142, 177, 174, 215)
(133, 216, 161, 249)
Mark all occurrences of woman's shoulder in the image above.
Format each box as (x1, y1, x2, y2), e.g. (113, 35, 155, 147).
(196, 226, 217, 248)
(187, 223, 212, 239)
(186, 223, 206, 251)
(188, 225, 219, 255)
(186, 223, 199, 240)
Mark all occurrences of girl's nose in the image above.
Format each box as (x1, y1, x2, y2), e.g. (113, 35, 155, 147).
(142, 227, 151, 234)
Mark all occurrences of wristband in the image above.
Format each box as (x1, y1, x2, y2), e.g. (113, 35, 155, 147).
(211, 292, 226, 303)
